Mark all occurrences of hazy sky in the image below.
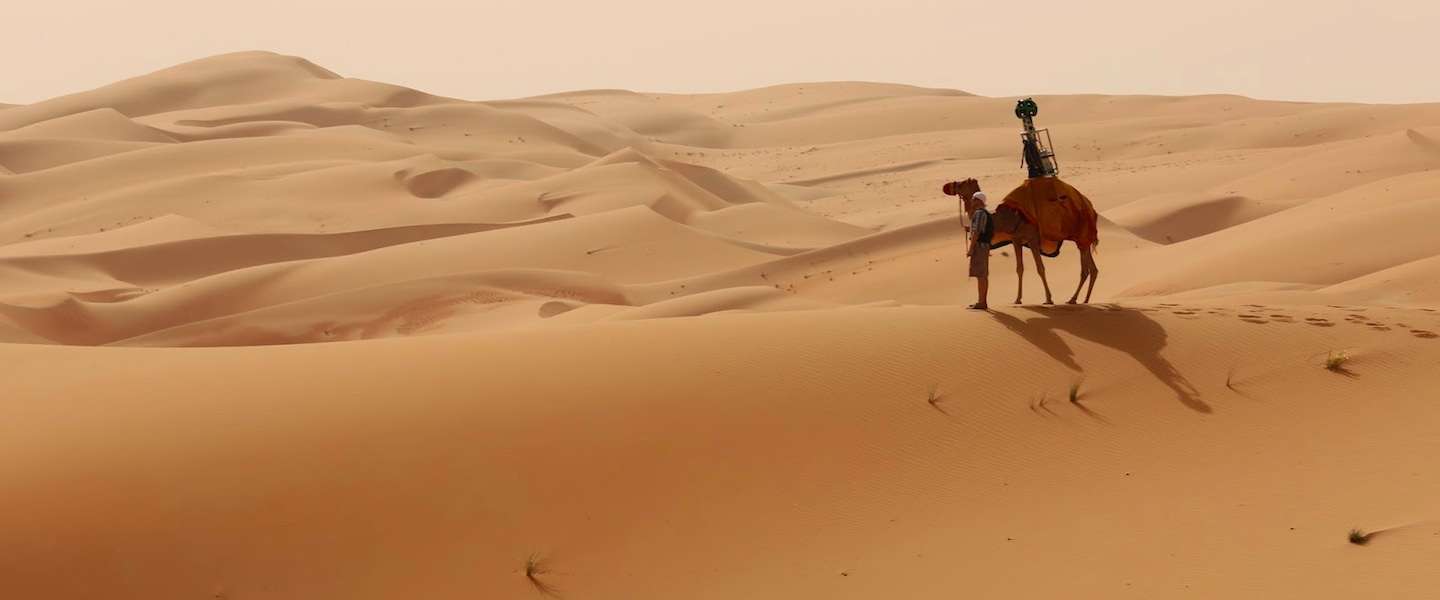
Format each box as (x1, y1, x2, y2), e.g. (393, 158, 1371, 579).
(6, 0, 1437, 104)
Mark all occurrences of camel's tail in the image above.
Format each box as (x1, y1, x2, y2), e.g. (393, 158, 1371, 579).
(1072, 187, 1100, 253)
(1086, 209, 1100, 252)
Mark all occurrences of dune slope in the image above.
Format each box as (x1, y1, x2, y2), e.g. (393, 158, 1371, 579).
(4, 306, 1440, 599)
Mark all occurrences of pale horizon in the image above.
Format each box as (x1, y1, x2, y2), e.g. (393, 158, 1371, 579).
(7, 0, 1439, 105)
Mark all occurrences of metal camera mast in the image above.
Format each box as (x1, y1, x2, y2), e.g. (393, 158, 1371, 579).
(1015, 98, 1059, 179)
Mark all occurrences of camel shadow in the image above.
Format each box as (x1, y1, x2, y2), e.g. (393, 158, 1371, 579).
(990, 306, 1209, 414)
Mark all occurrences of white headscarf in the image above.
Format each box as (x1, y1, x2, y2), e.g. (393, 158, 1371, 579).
(972, 191, 988, 204)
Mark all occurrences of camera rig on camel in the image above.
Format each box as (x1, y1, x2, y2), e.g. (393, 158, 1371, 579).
(1015, 98, 1059, 179)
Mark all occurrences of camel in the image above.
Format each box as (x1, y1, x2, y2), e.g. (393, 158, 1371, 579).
(943, 177, 1100, 305)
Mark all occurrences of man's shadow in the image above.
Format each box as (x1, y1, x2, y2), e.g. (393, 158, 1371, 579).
(990, 306, 1210, 414)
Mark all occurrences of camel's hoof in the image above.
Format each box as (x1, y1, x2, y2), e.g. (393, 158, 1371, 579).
(1043, 300, 1054, 305)
(1066, 300, 1079, 305)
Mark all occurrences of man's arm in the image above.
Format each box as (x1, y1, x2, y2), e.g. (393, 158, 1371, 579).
(966, 214, 977, 257)
(961, 200, 973, 255)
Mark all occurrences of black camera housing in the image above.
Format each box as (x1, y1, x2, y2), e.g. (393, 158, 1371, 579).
(1015, 98, 1039, 120)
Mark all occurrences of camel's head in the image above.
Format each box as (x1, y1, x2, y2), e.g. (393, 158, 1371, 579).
(944, 178, 981, 219)
(942, 178, 980, 201)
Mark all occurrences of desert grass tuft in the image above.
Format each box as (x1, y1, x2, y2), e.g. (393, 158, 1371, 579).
(1030, 392, 1058, 417)
(1068, 380, 1083, 404)
(524, 553, 559, 597)
(1348, 528, 1371, 545)
(926, 384, 947, 413)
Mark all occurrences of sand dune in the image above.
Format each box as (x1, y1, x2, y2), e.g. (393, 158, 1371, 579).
(1, 52, 1438, 599)
(6, 306, 1440, 599)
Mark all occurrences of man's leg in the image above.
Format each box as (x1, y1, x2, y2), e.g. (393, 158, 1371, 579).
(969, 247, 990, 309)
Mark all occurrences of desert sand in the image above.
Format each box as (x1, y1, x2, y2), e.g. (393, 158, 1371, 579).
(2, 51, 1439, 599)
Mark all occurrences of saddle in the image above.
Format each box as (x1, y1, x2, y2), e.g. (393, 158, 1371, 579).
(997, 177, 1099, 257)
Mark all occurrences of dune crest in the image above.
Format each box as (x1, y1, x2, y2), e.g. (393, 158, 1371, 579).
(0, 53, 1432, 343)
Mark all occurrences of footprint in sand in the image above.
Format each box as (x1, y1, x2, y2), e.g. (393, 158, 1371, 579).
(1269, 314, 1295, 323)
(1411, 330, 1439, 339)
(1305, 317, 1336, 327)
(1239, 315, 1268, 325)
(1368, 324, 1393, 332)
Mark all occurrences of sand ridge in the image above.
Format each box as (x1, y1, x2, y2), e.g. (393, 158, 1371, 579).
(0, 53, 1437, 345)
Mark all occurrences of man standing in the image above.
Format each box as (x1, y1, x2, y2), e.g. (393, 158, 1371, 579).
(966, 191, 993, 310)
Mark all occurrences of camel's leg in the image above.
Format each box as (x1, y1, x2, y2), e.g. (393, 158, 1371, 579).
(1031, 242, 1054, 304)
(1083, 246, 1099, 303)
(1013, 244, 1025, 304)
(1067, 245, 1090, 305)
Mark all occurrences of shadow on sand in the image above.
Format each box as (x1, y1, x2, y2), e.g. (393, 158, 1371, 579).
(990, 305, 1209, 414)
